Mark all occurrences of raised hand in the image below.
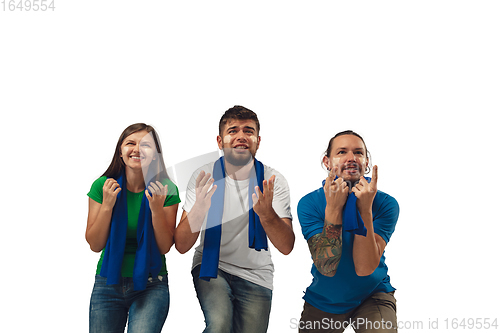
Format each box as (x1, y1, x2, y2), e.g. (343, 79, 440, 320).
(352, 165, 378, 212)
(102, 178, 122, 208)
(252, 175, 276, 219)
(146, 181, 168, 213)
(324, 166, 349, 214)
(193, 170, 217, 214)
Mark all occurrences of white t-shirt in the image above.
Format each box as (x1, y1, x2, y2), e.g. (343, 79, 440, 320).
(182, 160, 292, 290)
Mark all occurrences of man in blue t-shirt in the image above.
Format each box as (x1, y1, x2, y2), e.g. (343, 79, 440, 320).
(297, 130, 399, 333)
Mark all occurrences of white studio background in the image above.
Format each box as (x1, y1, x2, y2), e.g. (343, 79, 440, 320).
(1, 1, 499, 332)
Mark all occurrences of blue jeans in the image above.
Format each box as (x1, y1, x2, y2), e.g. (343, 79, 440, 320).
(89, 275, 170, 333)
(191, 265, 273, 333)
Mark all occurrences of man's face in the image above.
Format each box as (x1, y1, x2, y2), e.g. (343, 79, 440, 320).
(217, 119, 261, 166)
(323, 134, 369, 184)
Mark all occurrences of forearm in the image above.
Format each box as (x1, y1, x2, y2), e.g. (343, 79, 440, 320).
(307, 208, 343, 277)
(151, 210, 174, 255)
(259, 211, 294, 255)
(86, 206, 113, 253)
(174, 208, 204, 254)
(352, 209, 382, 276)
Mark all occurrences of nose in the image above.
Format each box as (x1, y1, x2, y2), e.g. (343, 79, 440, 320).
(346, 151, 355, 161)
(235, 130, 247, 141)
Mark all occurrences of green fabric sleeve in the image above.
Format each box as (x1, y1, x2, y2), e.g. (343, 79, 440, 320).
(87, 176, 107, 204)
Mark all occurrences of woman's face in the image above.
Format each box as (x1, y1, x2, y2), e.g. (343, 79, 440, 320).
(120, 130, 157, 171)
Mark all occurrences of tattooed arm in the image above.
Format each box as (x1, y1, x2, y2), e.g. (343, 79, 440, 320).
(307, 215, 343, 277)
(307, 167, 349, 277)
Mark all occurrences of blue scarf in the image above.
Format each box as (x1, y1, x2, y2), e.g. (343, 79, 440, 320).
(199, 157, 267, 281)
(99, 172, 162, 291)
(322, 176, 372, 237)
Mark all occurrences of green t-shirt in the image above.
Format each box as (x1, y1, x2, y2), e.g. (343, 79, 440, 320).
(87, 176, 181, 277)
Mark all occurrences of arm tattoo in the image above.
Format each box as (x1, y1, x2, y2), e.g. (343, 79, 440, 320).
(307, 222, 342, 277)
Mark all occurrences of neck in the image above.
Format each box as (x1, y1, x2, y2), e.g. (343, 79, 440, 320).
(125, 167, 147, 192)
(224, 158, 254, 180)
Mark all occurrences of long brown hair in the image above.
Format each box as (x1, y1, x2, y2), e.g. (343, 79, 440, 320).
(102, 123, 170, 184)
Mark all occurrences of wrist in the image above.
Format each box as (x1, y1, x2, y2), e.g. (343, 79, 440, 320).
(100, 203, 114, 212)
(358, 206, 373, 216)
(191, 201, 210, 216)
(257, 208, 278, 223)
(150, 206, 165, 217)
(325, 205, 342, 217)
(325, 206, 343, 225)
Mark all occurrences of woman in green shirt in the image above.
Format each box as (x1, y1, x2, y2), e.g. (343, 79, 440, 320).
(86, 123, 180, 333)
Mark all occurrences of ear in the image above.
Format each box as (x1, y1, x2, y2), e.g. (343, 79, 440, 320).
(256, 136, 261, 150)
(217, 135, 223, 150)
(322, 156, 331, 171)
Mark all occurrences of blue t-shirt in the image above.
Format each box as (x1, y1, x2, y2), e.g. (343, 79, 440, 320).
(297, 184, 399, 314)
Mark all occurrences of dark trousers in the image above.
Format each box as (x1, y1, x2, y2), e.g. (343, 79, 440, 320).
(299, 292, 397, 333)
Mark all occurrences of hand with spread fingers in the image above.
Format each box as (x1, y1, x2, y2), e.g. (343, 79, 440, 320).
(174, 170, 218, 252)
(193, 170, 217, 214)
(324, 166, 349, 214)
(352, 165, 378, 212)
(252, 175, 276, 219)
(145, 180, 168, 213)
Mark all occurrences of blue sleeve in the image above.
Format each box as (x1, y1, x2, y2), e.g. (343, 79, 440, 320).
(372, 192, 399, 244)
(297, 189, 326, 241)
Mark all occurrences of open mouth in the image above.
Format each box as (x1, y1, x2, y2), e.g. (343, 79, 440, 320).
(233, 144, 249, 151)
(343, 164, 359, 174)
(130, 155, 144, 160)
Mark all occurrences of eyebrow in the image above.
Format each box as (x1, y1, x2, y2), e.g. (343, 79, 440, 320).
(336, 147, 365, 152)
(227, 125, 256, 132)
(124, 138, 153, 144)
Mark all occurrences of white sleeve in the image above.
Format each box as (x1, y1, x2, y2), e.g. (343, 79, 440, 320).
(265, 167, 293, 221)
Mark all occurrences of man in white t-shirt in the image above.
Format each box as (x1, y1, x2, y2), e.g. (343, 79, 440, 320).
(174, 106, 295, 333)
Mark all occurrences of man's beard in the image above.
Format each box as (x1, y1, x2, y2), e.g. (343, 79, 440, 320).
(222, 147, 255, 166)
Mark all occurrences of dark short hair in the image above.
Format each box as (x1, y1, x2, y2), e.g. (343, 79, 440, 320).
(218, 105, 260, 136)
(323, 130, 372, 174)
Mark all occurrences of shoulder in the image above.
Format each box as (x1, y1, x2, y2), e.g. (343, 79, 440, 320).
(161, 177, 177, 188)
(184, 161, 216, 195)
(159, 178, 181, 206)
(297, 187, 326, 240)
(187, 161, 216, 183)
(373, 190, 399, 217)
(263, 164, 289, 187)
(192, 161, 216, 178)
(262, 164, 291, 200)
(92, 176, 108, 187)
(263, 164, 285, 178)
(372, 190, 399, 243)
(298, 187, 325, 215)
(87, 176, 108, 204)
